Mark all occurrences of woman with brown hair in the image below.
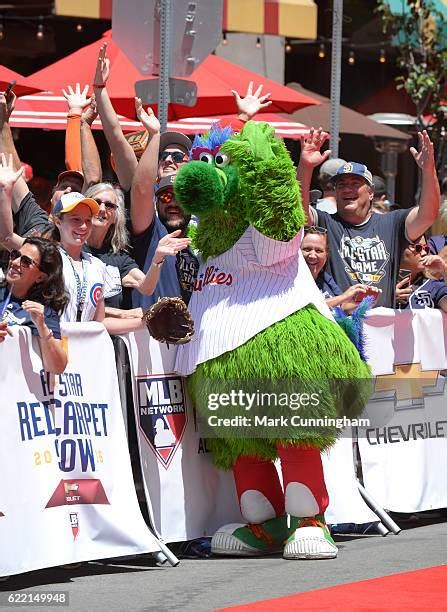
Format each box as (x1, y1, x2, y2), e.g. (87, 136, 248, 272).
(0, 236, 68, 374)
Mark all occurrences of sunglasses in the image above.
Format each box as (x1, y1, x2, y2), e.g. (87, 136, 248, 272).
(94, 198, 118, 210)
(409, 243, 430, 255)
(157, 190, 175, 204)
(159, 151, 188, 163)
(9, 249, 40, 270)
(304, 225, 328, 235)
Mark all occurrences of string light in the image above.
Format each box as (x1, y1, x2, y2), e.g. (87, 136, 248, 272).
(36, 17, 44, 40)
(222, 32, 228, 45)
(256, 37, 261, 49)
(285, 41, 292, 53)
(318, 42, 326, 59)
(379, 48, 386, 63)
(348, 50, 355, 65)
(76, 23, 83, 32)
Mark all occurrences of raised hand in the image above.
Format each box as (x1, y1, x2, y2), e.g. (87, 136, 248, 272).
(231, 81, 272, 120)
(82, 93, 98, 126)
(135, 97, 160, 135)
(0, 152, 24, 193)
(93, 42, 110, 88)
(0, 89, 16, 123)
(410, 130, 435, 172)
(299, 127, 331, 169)
(154, 230, 192, 263)
(62, 83, 92, 114)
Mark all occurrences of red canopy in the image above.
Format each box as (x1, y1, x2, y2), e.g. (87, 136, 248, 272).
(11, 92, 310, 140)
(0, 66, 43, 97)
(30, 31, 319, 120)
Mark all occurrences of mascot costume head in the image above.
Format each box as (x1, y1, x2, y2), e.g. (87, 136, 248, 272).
(174, 121, 371, 560)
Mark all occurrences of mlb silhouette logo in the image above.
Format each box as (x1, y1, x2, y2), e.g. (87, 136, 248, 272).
(69, 512, 79, 540)
(137, 374, 188, 469)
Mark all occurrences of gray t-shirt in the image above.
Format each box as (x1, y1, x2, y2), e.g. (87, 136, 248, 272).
(315, 208, 410, 307)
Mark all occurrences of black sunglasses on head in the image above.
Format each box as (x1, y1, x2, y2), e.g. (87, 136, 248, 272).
(94, 198, 117, 210)
(304, 225, 328, 235)
(9, 249, 40, 270)
(159, 151, 188, 163)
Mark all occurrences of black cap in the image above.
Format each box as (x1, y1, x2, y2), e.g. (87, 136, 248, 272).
(155, 174, 176, 195)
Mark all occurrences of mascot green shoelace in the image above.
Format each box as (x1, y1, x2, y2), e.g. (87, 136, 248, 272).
(174, 121, 372, 560)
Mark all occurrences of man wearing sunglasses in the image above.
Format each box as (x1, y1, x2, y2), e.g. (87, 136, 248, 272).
(297, 128, 440, 308)
(131, 173, 199, 307)
(129, 100, 198, 309)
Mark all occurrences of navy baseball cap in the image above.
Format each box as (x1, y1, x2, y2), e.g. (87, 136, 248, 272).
(332, 162, 373, 187)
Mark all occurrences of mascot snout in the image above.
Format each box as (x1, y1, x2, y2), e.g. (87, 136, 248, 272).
(174, 161, 225, 216)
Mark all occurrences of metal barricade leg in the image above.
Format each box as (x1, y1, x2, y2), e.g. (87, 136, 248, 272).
(112, 336, 180, 567)
(357, 481, 401, 535)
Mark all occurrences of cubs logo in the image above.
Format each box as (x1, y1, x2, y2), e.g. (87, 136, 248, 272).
(136, 375, 187, 469)
(90, 283, 103, 306)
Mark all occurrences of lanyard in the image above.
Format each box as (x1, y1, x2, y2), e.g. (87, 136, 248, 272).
(1, 286, 13, 319)
(61, 249, 88, 322)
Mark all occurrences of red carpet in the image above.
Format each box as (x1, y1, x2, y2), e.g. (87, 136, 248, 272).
(216, 565, 447, 611)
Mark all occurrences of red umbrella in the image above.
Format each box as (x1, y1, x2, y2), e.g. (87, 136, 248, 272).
(0, 65, 43, 97)
(11, 92, 310, 139)
(30, 31, 319, 120)
(11, 91, 142, 132)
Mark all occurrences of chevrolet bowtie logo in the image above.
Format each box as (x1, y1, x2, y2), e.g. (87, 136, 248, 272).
(372, 363, 445, 410)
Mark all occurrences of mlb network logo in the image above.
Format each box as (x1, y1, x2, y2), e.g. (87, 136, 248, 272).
(136, 374, 187, 469)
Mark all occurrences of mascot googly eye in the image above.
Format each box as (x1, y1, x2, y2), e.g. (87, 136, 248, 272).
(215, 152, 229, 168)
(199, 152, 214, 164)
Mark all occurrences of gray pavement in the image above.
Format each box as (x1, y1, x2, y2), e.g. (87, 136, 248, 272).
(1, 520, 446, 612)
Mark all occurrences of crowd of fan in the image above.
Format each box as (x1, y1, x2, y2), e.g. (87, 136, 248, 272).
(1, 42, 447, 376)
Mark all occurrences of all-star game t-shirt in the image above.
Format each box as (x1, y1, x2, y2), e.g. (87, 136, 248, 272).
(315, 209, 410, 307)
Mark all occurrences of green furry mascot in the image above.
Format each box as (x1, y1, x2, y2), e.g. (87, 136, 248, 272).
(174, 121, 371, 560)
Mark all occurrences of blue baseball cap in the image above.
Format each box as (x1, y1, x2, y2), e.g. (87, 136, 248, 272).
(332, 162, 373, 187)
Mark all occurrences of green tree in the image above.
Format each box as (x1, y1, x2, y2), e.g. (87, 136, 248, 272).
(377, 0, 447, 128)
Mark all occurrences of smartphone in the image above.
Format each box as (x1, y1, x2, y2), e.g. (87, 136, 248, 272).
(398, 268, 411, 284)
(3, 80, 16, 97)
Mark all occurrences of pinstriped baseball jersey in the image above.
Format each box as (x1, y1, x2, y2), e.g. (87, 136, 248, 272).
(175, 225, 334, 376)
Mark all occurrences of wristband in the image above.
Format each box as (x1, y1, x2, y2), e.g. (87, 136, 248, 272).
(151, 258, 165, 268)
(93, 83, 106, 89)
(39, 330, 54, 341)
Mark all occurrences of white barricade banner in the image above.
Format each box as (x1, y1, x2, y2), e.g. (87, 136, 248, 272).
(124, 330, 375, 540)
(359, 308, 447, 512)
(123, 331, 244, 543)
(0, 324, 159, 577)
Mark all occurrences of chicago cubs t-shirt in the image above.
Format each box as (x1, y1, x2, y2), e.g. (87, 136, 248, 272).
(315, 209, 410, 307)
(59, 250, 106, 322)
